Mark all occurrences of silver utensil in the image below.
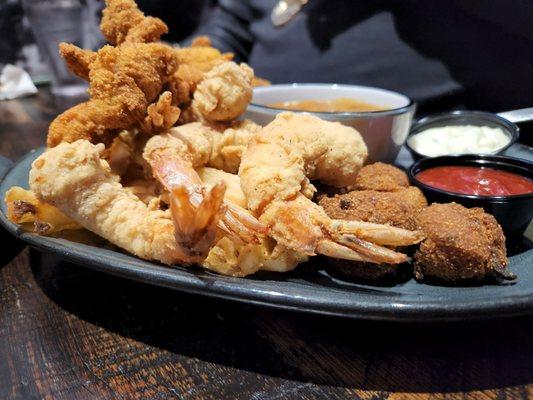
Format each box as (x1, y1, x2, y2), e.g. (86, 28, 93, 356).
(271, 0, 308, 27)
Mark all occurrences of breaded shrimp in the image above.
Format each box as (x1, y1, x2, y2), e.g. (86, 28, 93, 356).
(100, 0, 168, 45)
(139, 91, 181, 134)
(49, 0, 181, 147)
(30, 141, 211, 264)
(48, 42, 179, 147)
(172, 37, 234, 105)
(28, 140, 303, 276)
(319, 187, 428, 231)
(198, 167, 307, 276)
(143, 131, 268, 245)
(169, 119, 261, 173)
(59, 43, 96, 80)
(414, 203, 514, 282)
(191, 62, 254, 122)
(240, 113, 424, 264)
(354, 162, 410, 192)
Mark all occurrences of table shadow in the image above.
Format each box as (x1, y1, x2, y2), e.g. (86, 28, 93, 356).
(30, 250, 533, 393)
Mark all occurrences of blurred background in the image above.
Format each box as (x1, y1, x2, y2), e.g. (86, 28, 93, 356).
(0, 0, 212, 94)
(1, 0, 532, 140)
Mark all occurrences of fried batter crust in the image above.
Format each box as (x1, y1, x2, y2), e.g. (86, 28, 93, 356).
(100, 0, 168, 45)
(47, 43, 179, 148)
(59, 43, 96, 80)
(192, 62, 254, 122)
(353, 162, 410, 192)
(319, 187, 427, 231)
(414, 203, 508, 282)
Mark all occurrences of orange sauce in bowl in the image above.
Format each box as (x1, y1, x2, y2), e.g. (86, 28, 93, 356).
(268, 97, 386, 113)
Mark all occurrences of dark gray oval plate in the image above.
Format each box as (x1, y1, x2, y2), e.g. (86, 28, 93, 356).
(1, 148, 532, 321)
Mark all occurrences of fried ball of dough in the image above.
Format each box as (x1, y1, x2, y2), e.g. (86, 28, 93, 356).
(354, 162, 410, 192)
(414, 203, 514, 283)
(319, 187, 426, 282)
(319, 187, 427, 231)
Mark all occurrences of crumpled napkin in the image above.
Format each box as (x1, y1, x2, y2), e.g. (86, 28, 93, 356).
(0, 64, 38, 100)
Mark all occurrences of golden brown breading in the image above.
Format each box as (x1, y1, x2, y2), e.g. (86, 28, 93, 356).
(191, 35, 212, 47)
(191, 62, 254, 122)
(47, 43, 179, 147)
(319, 187, 427, 231)
(59, 43, 96, 80)
(100, 0, 168, 45)
(414, 203, 513, 282)
(354, 162, 410, 192)
(172, 42, 234, 105)
(139, 91, 181, 134)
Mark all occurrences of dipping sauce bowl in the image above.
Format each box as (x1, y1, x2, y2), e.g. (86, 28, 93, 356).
(409, 155, 533, 242)
(246, 84, 416, 163)
(406, 110, 520, 160)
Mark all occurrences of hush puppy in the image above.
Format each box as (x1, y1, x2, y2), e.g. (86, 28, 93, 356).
(414, 203, 515, 283)
(319, 187, 428, 231)
(353, 162, 410, 192)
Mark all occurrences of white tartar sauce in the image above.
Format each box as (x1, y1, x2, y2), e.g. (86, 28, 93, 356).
(408, 125, 510, 157)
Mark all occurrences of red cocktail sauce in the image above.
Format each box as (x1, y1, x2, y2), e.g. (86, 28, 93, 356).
(416, 166, 533, 196)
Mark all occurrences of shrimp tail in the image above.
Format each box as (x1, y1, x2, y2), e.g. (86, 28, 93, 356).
(170, 182, 226, 260)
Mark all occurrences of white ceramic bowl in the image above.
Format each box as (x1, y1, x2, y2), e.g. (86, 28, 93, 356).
(245, 84, 416, 163)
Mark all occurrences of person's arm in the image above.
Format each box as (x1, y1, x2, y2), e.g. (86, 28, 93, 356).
(184, 0, 254, 62)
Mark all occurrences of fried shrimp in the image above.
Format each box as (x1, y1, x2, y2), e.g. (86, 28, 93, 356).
(100, 0, 168, 45)
(414, 203, 514, 282)
(139, 91, 181, 134)
(59, 43, 95, 80)
(172, 37, 234, 105)
(48, 0, 181, 147)
(143, 126, 268, 244)
(191, 62, 254, 122)
(28, 140, 301, 276)
(48, 42, 179, 147)
(167, 119, 261, 173)
(239, 112, 424, 264)
(198, 167, 307, 276)
(30, 141, 209, 264)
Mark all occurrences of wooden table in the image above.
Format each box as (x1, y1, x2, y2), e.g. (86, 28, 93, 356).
(1, 90, 532, 400)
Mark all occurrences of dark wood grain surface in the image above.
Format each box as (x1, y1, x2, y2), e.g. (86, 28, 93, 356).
(0, 90, 532, 400)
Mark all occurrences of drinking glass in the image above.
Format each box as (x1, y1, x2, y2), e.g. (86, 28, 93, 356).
(23, 0, 88, 97)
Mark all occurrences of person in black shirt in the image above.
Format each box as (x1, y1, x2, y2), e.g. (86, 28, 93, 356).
(189, 0, 533, 114)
